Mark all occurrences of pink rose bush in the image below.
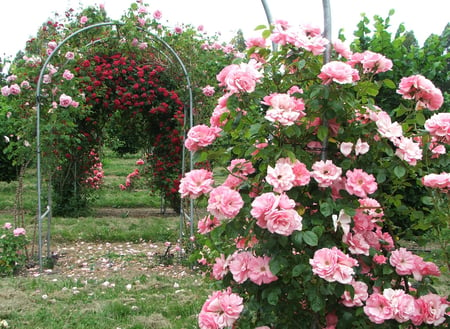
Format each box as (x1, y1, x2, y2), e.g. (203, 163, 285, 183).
(182, 16, 448, 329)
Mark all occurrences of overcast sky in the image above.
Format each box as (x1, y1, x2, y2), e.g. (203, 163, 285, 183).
(1, 0, 448, 61)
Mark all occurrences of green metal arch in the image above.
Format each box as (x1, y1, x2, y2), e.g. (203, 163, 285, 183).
(35, 21, 194, 271)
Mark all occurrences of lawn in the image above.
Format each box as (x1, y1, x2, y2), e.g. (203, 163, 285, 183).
(0, 151, 209, 329)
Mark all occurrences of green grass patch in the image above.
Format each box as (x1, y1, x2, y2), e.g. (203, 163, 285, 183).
(0, 272, 209, 329)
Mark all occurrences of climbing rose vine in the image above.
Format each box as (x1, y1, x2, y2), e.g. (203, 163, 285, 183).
(180, 20, 449, 328)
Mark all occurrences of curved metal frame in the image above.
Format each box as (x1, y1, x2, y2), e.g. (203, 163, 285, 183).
(35, 22, 193, 271)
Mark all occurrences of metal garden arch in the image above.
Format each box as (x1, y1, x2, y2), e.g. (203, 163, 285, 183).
(35, 21, 194, 271)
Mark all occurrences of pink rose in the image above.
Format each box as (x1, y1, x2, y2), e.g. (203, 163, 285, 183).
(3, 222, 12, 229)
(217, 60, 263, 93)
(263, 93, 306, 126)
(184, 124, 221, 152)
(394, 136, 422, 166)
(199, 288, 243, 329)
(153, 10, 162, 20)
(397, 74, 443, 111)
(62, 69, 74, 80)
(207, 186, 243, 220)
(345, 168, 377, 198)
(65, 51, 75, 60)
(202, 85, 215, 97)
(80, 16, 88, 24)
(363, 293, 394, 324)
(1, 86, 11, 96)
(229, 251, 252, 283)
(265, 209, 302, 236)
(311, 160, 342, 188)
(421, 172, 450, 191)
(349, 50, 393, 74)
(212, 254, 230, 280)
(416, 293, 448, 326)
(59, 94, 73, 107)
(13, 227, 26, 236)
(266, 161, 295, 193)
(179, 169, 214, 199)
(389, 248, 415, 275)
(341, 280, 368, 307)
(318, 61, 360, 85)
(333, 39, 352, 58)
(424, 112, 450, 144)
(9, 84, 21, 95)
(197, 215, 221, 235)
(248, 255, 278, 285)
(310, 247, 358, 284)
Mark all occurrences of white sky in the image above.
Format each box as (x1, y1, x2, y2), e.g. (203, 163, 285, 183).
(1, 0, 448, 61)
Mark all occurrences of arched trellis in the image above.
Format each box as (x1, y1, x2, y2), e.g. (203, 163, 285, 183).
(35, 21, 194, 271)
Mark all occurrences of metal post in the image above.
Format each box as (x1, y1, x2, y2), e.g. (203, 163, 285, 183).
(320, 0, 332, 161)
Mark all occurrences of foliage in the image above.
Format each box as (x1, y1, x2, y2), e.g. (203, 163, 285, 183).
(0, 223, 27, 276)
(348, 12, 450, 240)
(180, 18, 449, 329)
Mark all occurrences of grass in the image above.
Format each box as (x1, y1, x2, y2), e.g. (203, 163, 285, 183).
(0, 150, 207, 328)
(0, 271, 210, 328)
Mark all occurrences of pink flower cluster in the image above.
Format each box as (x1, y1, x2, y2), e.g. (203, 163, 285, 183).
(223, 158, 256, 189)
(370, 109, 423, 165)
(343, 198, 394, 256)
(270, 20, 329, 55)
(397, 74, 444, 111)
(1, 84, 21, 96)
(364, 289, 448, 326)
(202, 85, 215, 97)
(425, 112, 450, 144)
(311, 160, 342, 188)
(207, 185, 244, 220)
(216, 59, 263, 93)
(59, 93, 79, 108)
(197, 215, 221, 234)
(84, 150, 104, 189)
(309, 247, 358, 284)
(179, 169, 214, 199)
(209, 93, 231, 127)
(251, 192, 302, 236)
(421, 172, 450, 191)
(119, 168, 139, 190)
(345, 169, 377, 198)
(13, 227, 26, 236)
(262, 92, 306, 126)
(212, 251, 278, 285)
(184, 124, 221, 152)
(339, 138, 370, 157)
(348, 50, 393, 74)
(318, 61, 360, 85)
(266, 157, 310, 193)
(198, 288, 244, 329)
(389, 247, 440, 280)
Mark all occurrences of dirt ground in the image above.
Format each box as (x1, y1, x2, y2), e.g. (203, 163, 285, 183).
(21, 207, 191, 280)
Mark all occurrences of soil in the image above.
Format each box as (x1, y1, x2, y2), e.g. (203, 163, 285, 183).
(21, 207, 191, 280)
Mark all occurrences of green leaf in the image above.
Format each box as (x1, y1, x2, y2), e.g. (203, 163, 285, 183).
(383, 79, 396, 89)
(292, 231, 303, 248)
(262, 29, 271, 39)
(415, 111, 426, 125)
(393, 165, 406, 178)
(421, 196, 434, 206)
(303, 231, 319, 246)
(317, 126, 328, 142)
(319, 202, 333, 217)
(267, 288, 281, 305)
